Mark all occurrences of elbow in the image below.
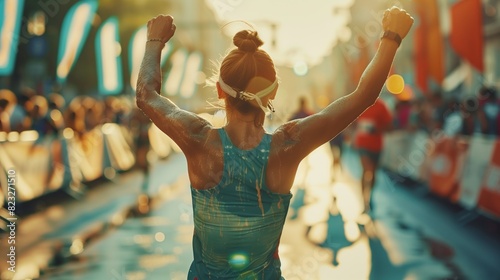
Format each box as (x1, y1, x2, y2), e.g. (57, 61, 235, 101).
(136, 97, 145, 110)
(135, 82, 152, 110)
(135, 88, 146, 109)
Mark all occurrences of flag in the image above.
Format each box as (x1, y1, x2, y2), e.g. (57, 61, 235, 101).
(414, 0, 445, 93)
(0, 0, 25, 75)
(56, 0, 99, 84)
(95, 17, 123, 95)
(450, 0, 484, 72)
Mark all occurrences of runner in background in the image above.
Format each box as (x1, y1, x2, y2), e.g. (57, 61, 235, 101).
(329, 131, 344, 180)
(354, 98, 392, 216)
(130, 105, 153, 214)
(287, 97, 314, 219)
(289, 97, 314, 120)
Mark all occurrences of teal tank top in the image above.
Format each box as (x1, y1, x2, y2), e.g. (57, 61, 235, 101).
(188, 128, 292, 279)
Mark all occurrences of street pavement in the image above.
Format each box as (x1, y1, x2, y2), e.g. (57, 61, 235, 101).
(1, 145, 500, 280)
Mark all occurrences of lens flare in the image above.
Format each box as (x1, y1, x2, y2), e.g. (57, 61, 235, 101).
(228, 252, 250, 270)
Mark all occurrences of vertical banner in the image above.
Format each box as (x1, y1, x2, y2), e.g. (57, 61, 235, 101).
(477, 140, 500, 217)
(180, 51, 203, 98)
(459, 136, 495, 209)
(56, 0, 98, 84)
(0, 0, 25, 76)
(128, 25, 172, 91)
(450, 0, 484, 72)
(414, 0, 445, 93)
(95, 17, 123, 95)
(164, 48, 188, 96)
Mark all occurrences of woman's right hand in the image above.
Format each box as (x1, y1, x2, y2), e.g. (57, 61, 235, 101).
(147, 14, 176, 44)
(382, 6, 414, 40)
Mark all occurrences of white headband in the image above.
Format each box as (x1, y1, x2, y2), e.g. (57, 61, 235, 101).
(219, 77, 278, 114)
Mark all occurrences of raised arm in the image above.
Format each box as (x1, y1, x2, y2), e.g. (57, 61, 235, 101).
(279, 7, 414, 159)
(136, 15, 211, 156)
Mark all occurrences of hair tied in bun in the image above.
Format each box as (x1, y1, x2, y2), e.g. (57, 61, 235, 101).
(233, 30, 264, 52)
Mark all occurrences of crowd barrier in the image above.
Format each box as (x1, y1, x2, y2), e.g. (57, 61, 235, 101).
(0, 123, 176, 205)
(381, 131, 500, 219)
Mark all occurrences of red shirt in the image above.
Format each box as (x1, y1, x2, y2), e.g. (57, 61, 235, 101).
(354, 99, 392, 152)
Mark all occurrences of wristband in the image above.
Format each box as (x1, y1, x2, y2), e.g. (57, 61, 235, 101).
(146, 38, 165, 44)
(381, 30, 402, 47)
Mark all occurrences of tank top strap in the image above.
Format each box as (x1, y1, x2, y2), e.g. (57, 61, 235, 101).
(217, 127, 232, 150)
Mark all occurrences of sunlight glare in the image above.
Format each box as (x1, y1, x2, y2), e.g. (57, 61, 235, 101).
(206, 0, 355, 67)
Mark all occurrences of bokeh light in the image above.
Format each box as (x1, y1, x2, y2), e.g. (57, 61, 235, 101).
(293, 61, 309, 76)
(396, 85, 414, 101)
(386, 74, 405, 94)
(155, 232, 166, 242)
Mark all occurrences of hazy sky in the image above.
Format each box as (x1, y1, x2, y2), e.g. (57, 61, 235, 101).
(205, 0, 355, 67)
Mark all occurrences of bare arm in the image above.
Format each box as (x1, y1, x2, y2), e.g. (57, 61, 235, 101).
(279, 7, 414, 160)
(136, 15, 211, 156)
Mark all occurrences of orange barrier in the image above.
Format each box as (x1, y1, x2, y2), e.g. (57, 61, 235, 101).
(382, 131, 500, 218)
(427, 136, 469, 202)
(477, 140, 500, 217)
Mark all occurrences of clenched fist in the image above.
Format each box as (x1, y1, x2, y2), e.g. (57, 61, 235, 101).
(147, 15, 176, 44)
(382, 6, 414, 40)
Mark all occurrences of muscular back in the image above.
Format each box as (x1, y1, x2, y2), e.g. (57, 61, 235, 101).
(187, 122, 303, 195)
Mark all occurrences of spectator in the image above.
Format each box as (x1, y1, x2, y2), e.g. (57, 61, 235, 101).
(461, 96, 481, 136)
(394, 99, 412, 129)
(64, 98, 87, 137)
(442, 99, 463, 137)
(477, 86, 499, 136)
(0, 89, 27, 132)
(82, 96, 103, 130)
(25, 95, 59, 137)
(393, 86, 414, 130)
(329, 131, 344, 177)
(0, 96, 9, 132)
(430, 91, 446, 131)
(47, 93, 66, 135)
(408, 98, 433, 132)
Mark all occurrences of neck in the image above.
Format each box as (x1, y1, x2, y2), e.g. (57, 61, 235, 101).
(227, 107, 265, 126)
(224, 110, 265, 149)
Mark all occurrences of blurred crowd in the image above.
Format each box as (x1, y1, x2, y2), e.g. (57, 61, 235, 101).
(0, 88, 150, 143)
(3, 85, 499, 142)
(393, 86, 500, 137)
